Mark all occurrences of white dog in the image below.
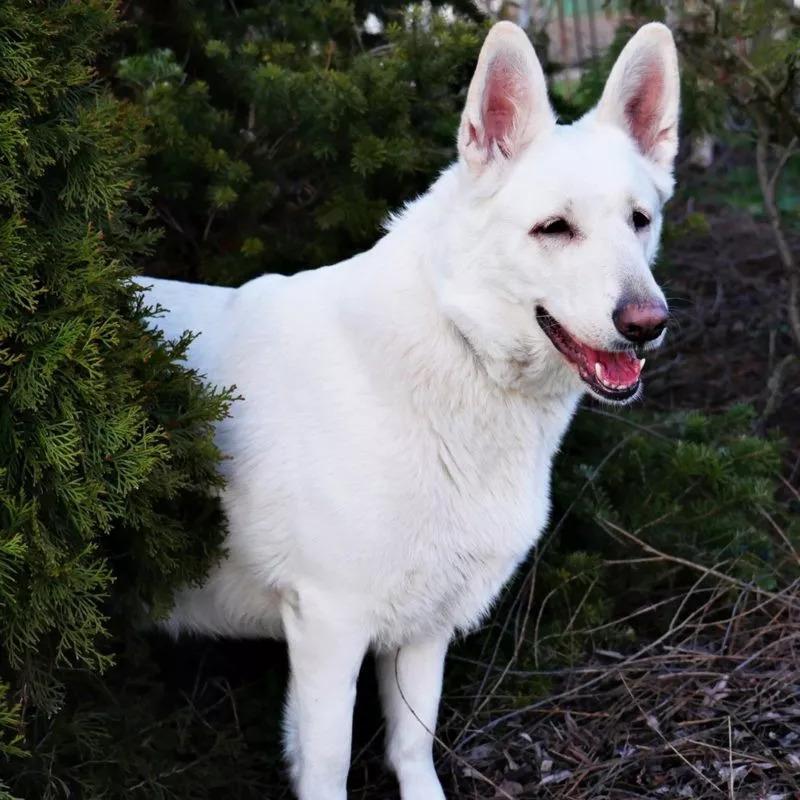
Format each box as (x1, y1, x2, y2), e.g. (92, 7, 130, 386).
(142, 20, 679, 800)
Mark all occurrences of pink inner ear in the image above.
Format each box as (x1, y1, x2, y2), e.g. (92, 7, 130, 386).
(624, 59, 665, 156)
(482, 58, 527, 159)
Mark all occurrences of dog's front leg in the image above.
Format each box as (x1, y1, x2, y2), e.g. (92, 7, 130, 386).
(377, 634, 450, 800)
(281, 593, 369, 800)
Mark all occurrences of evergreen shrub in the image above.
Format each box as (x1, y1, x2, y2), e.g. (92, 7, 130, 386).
(116, 0, 487, 284)
(0, 2, 230, 795)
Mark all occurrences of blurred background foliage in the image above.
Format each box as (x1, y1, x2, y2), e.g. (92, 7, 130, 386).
(114, 0, 486, 284)
(0, 0, 797, 797)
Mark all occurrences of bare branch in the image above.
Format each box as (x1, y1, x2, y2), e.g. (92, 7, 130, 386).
(754, 111, 800, 351)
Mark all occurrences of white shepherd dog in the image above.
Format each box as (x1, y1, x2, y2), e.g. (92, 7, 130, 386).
(142, 20, 679, 800)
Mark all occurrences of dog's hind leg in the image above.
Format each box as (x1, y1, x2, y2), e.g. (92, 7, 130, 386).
(376, 634, 450, 800)
(281, 592, 369, 800)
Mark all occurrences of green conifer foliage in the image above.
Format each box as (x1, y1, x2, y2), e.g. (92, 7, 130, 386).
(0, 2, 230, 793)
(116, 0, 486, 285)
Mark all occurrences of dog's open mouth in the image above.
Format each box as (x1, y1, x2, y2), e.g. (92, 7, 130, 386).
(536, 306, 644, 402)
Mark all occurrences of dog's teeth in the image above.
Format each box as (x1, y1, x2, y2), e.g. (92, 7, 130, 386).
(639, 358, 646, 370)
(595, 362, 604, 382)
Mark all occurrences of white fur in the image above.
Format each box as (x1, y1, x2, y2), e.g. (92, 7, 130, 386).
(141, 22, 679, 800)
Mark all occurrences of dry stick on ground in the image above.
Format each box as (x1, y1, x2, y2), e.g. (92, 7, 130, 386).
(459, 598, 799, 797)
(448, 561, 800, 792)
(618, 671, 726, 795)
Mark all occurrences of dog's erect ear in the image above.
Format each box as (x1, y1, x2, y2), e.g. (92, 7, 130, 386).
(594, 22, 680, 172)
(457, 22, 554, 175)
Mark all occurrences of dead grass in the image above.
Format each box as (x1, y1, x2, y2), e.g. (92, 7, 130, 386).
(440, 570, 800, 799)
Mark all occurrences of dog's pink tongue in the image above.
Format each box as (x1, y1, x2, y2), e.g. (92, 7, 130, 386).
(586, 347, 642, 389)
(592, 349, 642, 387)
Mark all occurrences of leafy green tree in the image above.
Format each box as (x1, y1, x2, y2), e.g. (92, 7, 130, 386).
(617, 1, 800, 349)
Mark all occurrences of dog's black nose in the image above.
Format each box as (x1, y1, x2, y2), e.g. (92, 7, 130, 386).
(612, 300, 668, 343)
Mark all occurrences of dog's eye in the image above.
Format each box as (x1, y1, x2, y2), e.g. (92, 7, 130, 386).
(632, 210, 651, 231)
(534, 218, 573, 237)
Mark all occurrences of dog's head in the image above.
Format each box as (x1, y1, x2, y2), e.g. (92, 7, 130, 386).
(436, 21, 679, 404)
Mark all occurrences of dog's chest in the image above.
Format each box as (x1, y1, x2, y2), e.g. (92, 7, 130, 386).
(364, 398, 572, 646)
(205, 307, 579, 646)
